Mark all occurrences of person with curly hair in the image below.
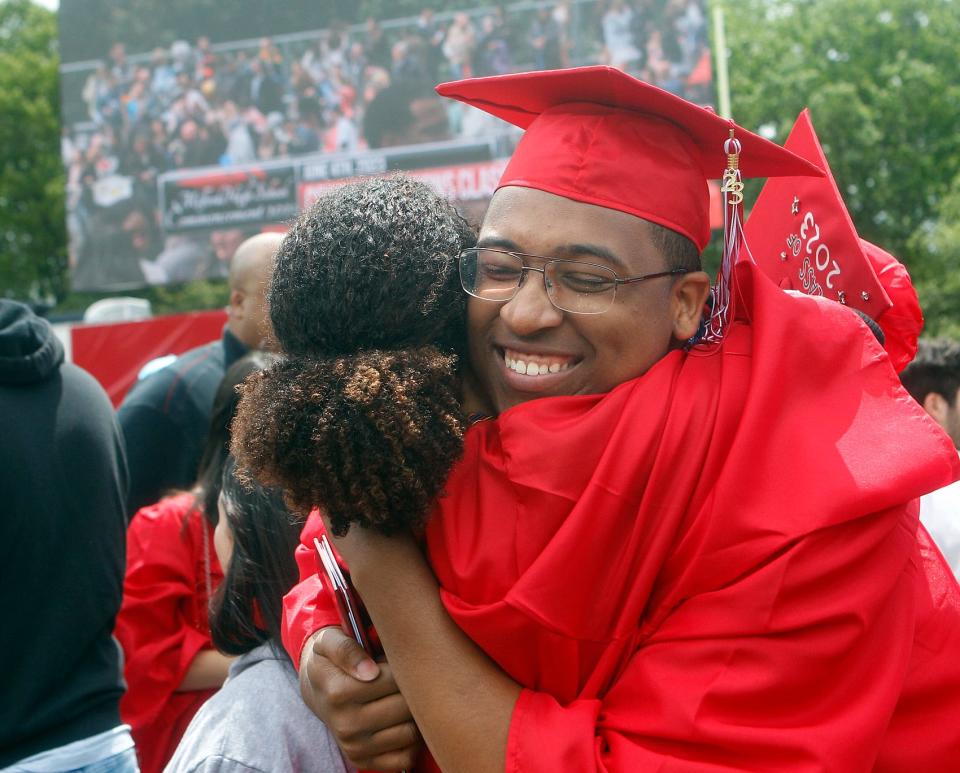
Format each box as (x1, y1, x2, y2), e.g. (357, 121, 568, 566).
(231, 174, 477, 538)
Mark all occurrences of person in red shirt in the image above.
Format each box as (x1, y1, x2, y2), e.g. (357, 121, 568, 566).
(234, 67, 960, 772)
(115, 352, 274, 773)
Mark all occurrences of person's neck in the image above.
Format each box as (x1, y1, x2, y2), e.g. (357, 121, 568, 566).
(223, 325, 251, 366)
(461, 365, 496, 418)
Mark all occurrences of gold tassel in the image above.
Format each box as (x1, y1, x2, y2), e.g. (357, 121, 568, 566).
(702, 128, 744, 343)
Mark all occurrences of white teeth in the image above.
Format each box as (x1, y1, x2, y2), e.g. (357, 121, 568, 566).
(503, 352, 574, 377)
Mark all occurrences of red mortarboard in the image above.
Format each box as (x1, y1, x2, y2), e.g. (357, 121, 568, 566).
(860, 239, 923, 372)
(437, 66, 823, 251)
(744, 110, 922, 371)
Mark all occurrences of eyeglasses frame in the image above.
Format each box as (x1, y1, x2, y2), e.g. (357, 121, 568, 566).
(458, 247, 690, 315)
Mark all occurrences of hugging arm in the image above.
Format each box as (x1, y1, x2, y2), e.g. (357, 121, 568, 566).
(282, 514, 423, 772)
(332, 528, 521, 773)
(328, 505, 922, 773)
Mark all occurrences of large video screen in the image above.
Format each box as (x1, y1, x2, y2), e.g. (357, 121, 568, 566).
(59, 0, 714, 291)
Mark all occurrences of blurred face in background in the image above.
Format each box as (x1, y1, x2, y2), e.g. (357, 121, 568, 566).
(210, 229, 246, 264)
(214, 492, 234, 571)
(924, 387, 960, 449)
(227, 232, 284, 351)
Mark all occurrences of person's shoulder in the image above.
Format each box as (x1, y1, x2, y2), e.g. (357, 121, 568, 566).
(173, 338, 226, 369)
(130, 493, 197, 531)
(218, 647, 302, 711)
(119, 339, 225, 413)
(51, 364, 123, 447)
(117, 359, 179, 412)
(170, 646, 346, 773)
(59, 362, 114, 413)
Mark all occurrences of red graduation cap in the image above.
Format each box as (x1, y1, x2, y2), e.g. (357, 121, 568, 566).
(861, 238, 923, 372)
(437, 66, 823, 251)
(743, 110, 922, 371)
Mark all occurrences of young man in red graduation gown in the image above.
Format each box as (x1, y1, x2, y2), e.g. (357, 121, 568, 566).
(282, 67, 960, 772)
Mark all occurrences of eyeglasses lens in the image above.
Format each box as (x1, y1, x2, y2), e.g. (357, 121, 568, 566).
(546, 262, 616, 314)
(461, 248, 520, 302)
(460, 249, 617, 314)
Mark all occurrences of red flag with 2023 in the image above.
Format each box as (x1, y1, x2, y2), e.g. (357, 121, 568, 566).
(744, 109, 923, 372)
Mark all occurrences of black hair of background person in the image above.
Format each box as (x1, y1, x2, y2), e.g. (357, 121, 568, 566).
(900, 338, 960, 407)
(0, 300, 128, 767)
(231, 175, 474, 536)
(209, 456, 300, 656)
(193, 351, 280, 528)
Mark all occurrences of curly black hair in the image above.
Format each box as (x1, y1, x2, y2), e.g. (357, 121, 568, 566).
(269, 175, 471, 359)
(231, 175, 475, 535)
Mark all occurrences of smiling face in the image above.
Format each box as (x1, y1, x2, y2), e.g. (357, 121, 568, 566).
(468, 186, 710, 414)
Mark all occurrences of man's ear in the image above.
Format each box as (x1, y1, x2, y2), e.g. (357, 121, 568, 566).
(228, 288, 245, 317)
(670, 271, 712, 342)
(922, 391, 949, 429)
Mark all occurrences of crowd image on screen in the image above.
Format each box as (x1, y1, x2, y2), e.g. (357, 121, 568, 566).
(61, 0, 711, 290)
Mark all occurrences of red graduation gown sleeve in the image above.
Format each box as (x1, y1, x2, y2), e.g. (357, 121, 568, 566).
(114, 494, 222, 773)
(281, 514, 428, 773)
(280, 510, 345, 666)
(874, 527, 960, 770)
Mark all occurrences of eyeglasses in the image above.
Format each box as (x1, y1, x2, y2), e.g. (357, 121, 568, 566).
(458, 247, 689, 315)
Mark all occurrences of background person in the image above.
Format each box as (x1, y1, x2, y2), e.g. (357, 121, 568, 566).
(164, 458, 349, 773)
(115, 353, 273, 773)
(117, 232, 281, 516)
(900, 337, 960, 576)
(0, 301, 134, 772)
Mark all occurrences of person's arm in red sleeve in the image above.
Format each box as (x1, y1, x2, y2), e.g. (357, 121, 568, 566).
(329, 526, 521, 773)
(331, 503, 921, 773)
(285, 511, 423, 772)
(115, 504, 229, 730)
(280, 510, 343, 665)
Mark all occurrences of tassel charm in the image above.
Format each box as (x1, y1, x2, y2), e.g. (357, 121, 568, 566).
(702, 128, 745, 344)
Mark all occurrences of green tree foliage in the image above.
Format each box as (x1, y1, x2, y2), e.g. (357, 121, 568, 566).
(55, 277, 229, 317)
(724, 0, 960, 335)
(907, 171, 960, 338)
(0, 0, 67, 302)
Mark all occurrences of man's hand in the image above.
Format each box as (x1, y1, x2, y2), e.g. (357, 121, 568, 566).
(300, 626, 422, 771)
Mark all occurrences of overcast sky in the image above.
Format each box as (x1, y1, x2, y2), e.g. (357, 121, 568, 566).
(34, 0, 59, 10)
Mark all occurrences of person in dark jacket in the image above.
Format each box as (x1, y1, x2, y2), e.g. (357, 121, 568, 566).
(0, 300, 135, 772)
(117, 232, 281, 517)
